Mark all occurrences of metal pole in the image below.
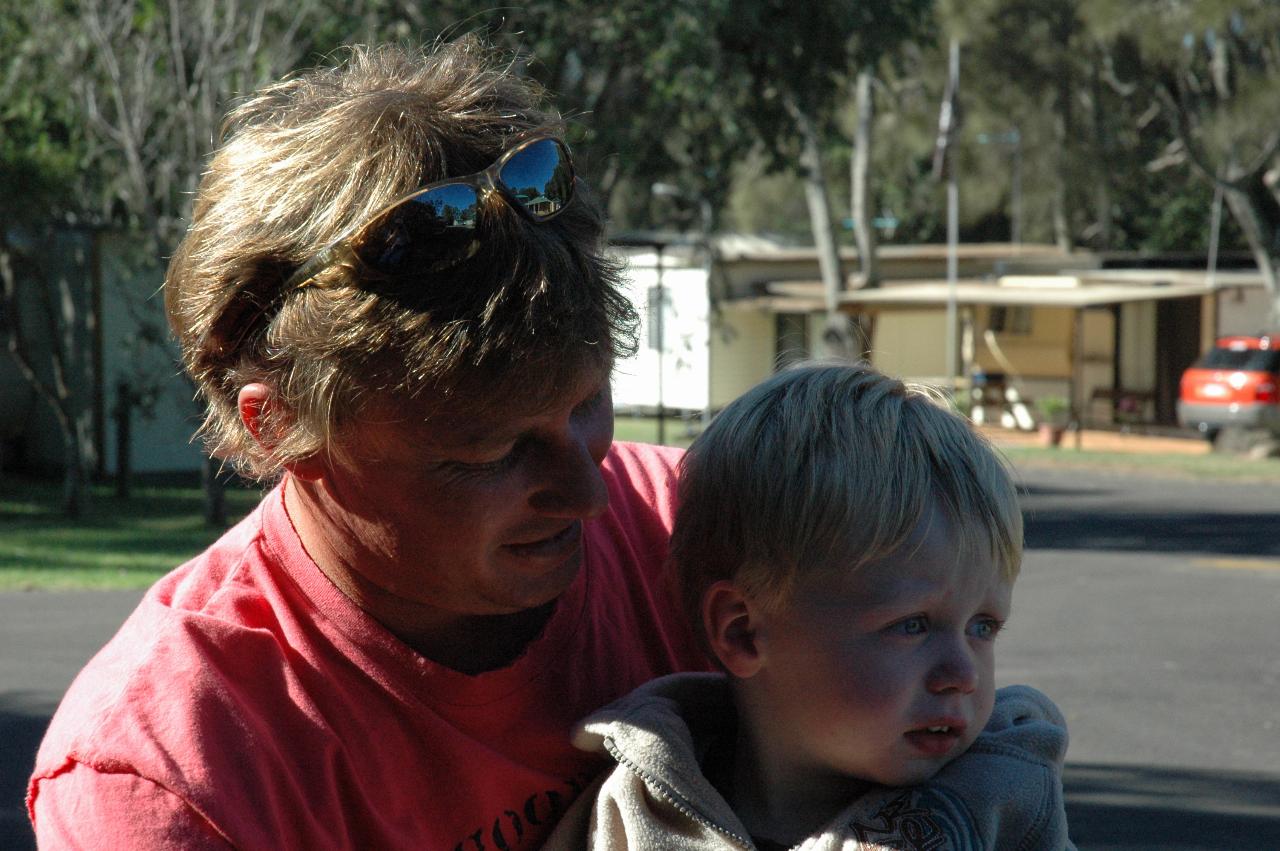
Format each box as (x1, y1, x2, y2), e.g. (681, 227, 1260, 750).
(945, 38, 960, 387)
(655, 243, 666, 446)
(1072, 308, 1083, 450)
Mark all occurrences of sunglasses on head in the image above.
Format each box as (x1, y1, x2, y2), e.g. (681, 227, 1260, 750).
(283, 133, 575, 291)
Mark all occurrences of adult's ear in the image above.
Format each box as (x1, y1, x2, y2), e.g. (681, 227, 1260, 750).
(237, 383, 272, 443)
(702, 580, 766, 679)
(237, 383, 325, 482)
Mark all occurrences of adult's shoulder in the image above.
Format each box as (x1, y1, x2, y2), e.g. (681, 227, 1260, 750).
(599, 441, 685, 524)
(30, 489, 312, 829)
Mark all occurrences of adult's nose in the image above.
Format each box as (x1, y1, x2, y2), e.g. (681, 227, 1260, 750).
(527, 430, 611, 520)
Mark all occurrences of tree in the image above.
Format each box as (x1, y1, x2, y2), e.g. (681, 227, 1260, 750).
(67, 0, 334, 522)
(0, 223, 98, 516)
(1, 1, 99, 515)
(947, 0, 1096, 251)
(1, 0, 374, 518)
(707, 0, 933, 355)
(1085, 0, 1280, 323)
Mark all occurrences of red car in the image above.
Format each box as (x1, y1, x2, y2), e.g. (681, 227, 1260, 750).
(1178, 335, 1280, 436)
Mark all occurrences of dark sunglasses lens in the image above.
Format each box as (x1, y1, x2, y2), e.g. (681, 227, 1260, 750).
(499, 138, 573, 220)
(353, 183, 480, 273)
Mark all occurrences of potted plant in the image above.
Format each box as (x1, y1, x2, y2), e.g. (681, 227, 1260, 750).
(1037, 396, 1070, 447)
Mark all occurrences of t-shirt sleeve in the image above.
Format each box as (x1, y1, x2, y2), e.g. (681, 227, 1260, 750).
(31, 763, 234, 851)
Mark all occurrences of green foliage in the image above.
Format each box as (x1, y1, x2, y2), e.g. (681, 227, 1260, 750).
(4, 0, 1275, 281)
(0, 4, 87, 222)
(1037, 395, 1070, 418)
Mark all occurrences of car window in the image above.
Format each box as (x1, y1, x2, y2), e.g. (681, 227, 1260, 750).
(1197, 348, 1280, 371)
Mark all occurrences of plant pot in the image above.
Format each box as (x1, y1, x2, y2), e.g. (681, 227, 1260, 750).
(1039, 423, 1065, 448)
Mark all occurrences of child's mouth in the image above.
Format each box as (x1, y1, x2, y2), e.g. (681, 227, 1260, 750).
(904, 724, 964, 756)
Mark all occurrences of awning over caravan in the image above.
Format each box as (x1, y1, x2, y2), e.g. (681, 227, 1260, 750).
(735, 269, 1266, 312)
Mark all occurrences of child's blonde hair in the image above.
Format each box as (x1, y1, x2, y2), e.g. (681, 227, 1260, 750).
(669, 361, 1022, 644)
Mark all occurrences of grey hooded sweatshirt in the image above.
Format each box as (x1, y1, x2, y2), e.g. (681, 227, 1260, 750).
(543, 673, 1074, 851)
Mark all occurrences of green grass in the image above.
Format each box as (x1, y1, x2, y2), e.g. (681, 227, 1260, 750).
(997, 445, 1280, 481)
(0, 476, 264, 591)
(612, 413, 700, 449)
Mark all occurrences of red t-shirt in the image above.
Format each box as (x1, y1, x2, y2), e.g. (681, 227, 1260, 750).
(29, 442, 709, 850)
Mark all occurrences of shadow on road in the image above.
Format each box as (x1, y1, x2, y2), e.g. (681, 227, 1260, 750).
(1, 698, 48, 851)
(1066, 762, 1280, 850)
(1020, 483, 1118, 498)
(1024, 510, 1280, 555)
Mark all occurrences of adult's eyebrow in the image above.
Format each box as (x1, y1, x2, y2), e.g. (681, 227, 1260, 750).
(428, 374, 611, 449)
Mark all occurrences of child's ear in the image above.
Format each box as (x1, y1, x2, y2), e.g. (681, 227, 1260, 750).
(237, 383, 325, 482)
(702, 580, 766, 679)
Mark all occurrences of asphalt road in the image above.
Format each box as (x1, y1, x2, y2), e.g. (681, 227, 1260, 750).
(3, 465, 1278, 850)
(1000, 466, 1280, 850)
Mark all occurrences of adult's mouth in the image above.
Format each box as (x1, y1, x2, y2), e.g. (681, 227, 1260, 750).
(502, 521, 582, 561)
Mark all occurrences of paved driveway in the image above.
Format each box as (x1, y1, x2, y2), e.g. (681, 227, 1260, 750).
(1, 590, 143, 849)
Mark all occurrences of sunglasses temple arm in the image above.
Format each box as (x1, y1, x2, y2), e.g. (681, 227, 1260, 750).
(283, 243, 358, 291)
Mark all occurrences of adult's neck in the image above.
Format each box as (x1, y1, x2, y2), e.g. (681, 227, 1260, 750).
(283, 476, 555, 675)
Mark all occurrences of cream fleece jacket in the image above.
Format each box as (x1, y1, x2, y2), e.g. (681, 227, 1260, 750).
(543, 672, 1074, 851)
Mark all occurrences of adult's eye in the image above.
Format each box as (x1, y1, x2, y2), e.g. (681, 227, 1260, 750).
(444, 439, 525, 477)
(575, 387, 609, 416)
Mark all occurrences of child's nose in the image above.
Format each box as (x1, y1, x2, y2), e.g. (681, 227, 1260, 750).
(926, 636, 979, 695)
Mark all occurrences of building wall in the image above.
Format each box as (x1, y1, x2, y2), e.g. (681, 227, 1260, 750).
(974, 306, 1073, 378)
(709, 307, 775, 409)
(1216, 285, 1273, 337)
(6, 229, 209, 475)
(1119, 302, 1156, 392)
(611, 255, 711, 412)
(98, 232, 206, 474)
(871, 310, 949, 378)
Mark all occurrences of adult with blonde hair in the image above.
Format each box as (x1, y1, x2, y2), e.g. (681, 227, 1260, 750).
(29, 37, 707, 849)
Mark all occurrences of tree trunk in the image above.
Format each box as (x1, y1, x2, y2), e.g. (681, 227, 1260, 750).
(851, 67, 879, 289)
(0, 242, 93, 517)
(203, 454, 227, 528)
(1090, 61, 1113, 249)
(1221, 179, 1280, 329)
(788, 96, 854, 360)
(1050, 23, 1077, 251)
(114, 380, 133, 499)
(60, 413, 94, 518)
(1050, 101, 1075, 251)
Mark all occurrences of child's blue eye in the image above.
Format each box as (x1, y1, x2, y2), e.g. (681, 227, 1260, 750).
(893, 616, 929, 636)
(968, 617, 1003, 641)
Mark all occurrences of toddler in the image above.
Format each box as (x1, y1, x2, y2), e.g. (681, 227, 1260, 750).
(545, 362, 1073, 850)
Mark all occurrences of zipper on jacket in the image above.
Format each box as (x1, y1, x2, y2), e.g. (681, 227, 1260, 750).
(604, 738, 755, 849)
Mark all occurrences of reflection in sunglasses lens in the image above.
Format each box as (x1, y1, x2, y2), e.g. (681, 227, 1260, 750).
(411, 183, 481, 231)
(362, 183, 479, 271)
(501, 139, 571, 219)
(348, 138, 572, 276)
